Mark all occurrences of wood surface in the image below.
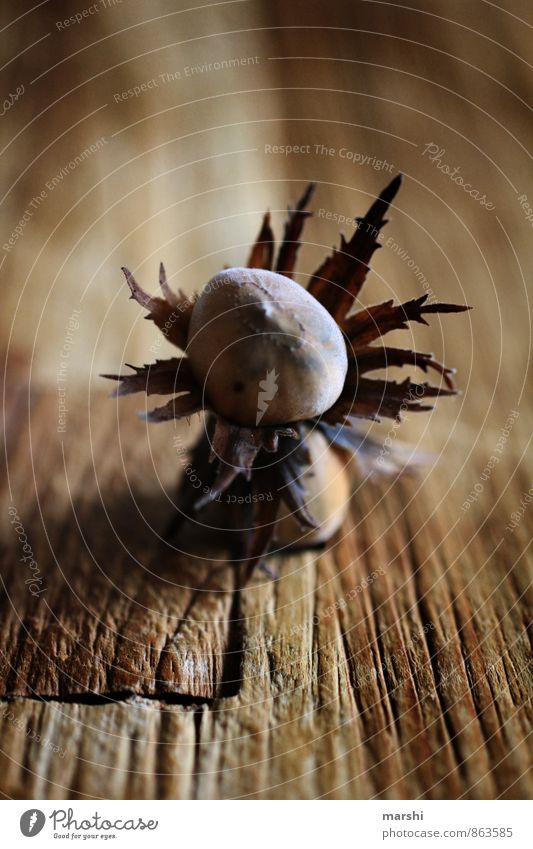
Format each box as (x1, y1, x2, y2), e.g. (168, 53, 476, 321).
(1, 0, 532, 802)
(1, 384, 531, 799)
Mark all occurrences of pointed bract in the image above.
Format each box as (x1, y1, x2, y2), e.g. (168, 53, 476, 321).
(344, 294, 471, 346)
(194, 417, 298, 511)
(102, 357, 195, 397)
(275, 183, 315, 278)
(122, 266, 194, 350)
(322, 376, 456, 426)
(247, 211, 275, 270)
(307, 175, 402, 321)
(351, 345, 456, 388)
(140, 391, 203, 423)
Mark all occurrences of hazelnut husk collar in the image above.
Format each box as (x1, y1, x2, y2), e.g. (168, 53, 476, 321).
(103, 176, 470, 578)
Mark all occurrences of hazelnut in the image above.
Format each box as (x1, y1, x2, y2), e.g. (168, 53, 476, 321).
(275, 429, 350, 548)
(105, 176, 469, 578)
(186, 267, 348, 427)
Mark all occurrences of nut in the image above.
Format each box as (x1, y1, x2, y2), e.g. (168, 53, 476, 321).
(275, 429, 350, 547)
(186, 267, 348, 426)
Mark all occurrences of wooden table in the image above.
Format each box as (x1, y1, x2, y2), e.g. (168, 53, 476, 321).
(1, 376, 531, 800)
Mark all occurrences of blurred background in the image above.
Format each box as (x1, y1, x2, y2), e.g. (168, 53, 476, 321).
(1, 0, 531, 466)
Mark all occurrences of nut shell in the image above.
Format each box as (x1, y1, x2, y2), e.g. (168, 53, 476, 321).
(275, 430, 350, 547)
(186, 268, 348, 426)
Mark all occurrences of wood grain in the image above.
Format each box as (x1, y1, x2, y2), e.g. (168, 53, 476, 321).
(1, 0, 532, 800)
(0, 386, 531, 799)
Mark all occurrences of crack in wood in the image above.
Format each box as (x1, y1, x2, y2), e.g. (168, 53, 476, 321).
(0, 693, 214, 707)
